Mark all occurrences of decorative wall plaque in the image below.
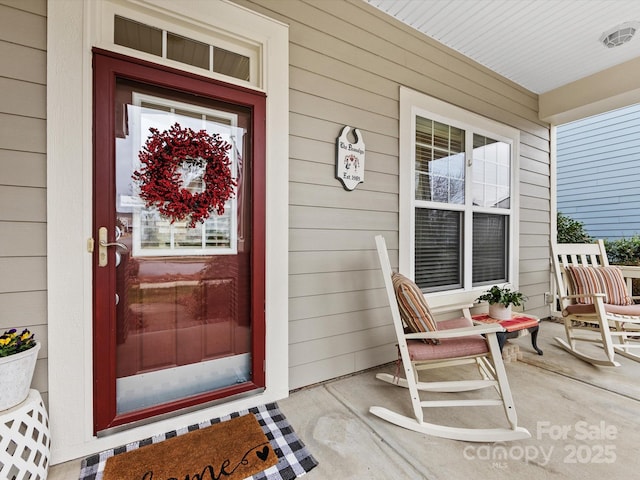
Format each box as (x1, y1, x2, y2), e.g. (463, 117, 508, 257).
(336, 126, 365, 191)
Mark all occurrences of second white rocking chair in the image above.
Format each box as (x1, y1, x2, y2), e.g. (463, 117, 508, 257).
(551, 240, 640, 367)
(370, 235, 530, 442)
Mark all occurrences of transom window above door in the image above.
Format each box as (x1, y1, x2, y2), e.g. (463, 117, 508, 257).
(114, 16, 252, 82)
(95, 1, 262, 88)
(400, 87, 520, 296)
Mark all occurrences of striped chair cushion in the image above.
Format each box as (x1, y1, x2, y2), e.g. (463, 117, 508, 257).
(565, 266, 601, 304)
(565, 265, 633, 306)
(391, 273, 439, 344)
(595, 266, 634, 305)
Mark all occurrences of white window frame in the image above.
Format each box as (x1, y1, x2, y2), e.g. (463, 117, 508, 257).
(399, 87, 520, 304)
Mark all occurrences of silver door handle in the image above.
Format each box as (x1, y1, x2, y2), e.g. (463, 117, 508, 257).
(99, 240, 128, 250)
(98, 226, 128, 267)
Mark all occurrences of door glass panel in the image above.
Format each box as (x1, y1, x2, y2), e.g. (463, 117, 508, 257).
(114, 79, 252, 414)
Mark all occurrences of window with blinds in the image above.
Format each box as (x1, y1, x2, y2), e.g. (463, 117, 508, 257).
(472, 213, 508, 284)
(415, 209, 462, 289)
(412, 114, 514, 292)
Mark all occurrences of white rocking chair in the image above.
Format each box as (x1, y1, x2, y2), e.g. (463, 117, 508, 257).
(370, 235, 530, 442)
(551, 240, 640, 367)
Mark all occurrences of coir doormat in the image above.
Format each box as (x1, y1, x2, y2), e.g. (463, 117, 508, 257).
(79, 403, 318, 480)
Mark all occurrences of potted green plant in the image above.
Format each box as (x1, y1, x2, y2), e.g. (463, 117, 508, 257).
(0, 328, 40, 411)
(476, 285, 527, 320)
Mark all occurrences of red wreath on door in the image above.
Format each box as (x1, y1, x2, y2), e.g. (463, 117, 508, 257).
(132, 123, 236, 227)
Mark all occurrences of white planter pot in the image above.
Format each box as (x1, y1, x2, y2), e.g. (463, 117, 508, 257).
(489, 304, 513, 321)
(0, 342, 40, 411)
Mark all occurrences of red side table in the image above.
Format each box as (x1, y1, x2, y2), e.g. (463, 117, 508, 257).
(472, 313, 543, 355)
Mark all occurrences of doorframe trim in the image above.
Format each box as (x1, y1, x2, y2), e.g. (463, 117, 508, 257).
(47, 0, 289, 463)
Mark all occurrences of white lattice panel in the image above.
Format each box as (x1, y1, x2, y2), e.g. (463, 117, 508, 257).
(0, 390, 50, 480)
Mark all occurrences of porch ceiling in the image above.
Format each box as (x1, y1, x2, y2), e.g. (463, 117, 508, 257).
(366, 0, 640, 94)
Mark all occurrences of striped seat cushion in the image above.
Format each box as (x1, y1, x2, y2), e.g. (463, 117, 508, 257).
(565, 265, 633, 306)
(391, 273, 439, 344)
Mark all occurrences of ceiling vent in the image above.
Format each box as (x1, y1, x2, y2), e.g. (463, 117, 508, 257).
(600, 22, 639, 48)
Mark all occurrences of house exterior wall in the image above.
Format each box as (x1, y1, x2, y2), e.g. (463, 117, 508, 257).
(2, 0, 553, 463)
(232, 0, 552, 389)
(0, 0, 48, 400)
(557, 104, 640, 240)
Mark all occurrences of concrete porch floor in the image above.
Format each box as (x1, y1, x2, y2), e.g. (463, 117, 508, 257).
(50, 320, 640, 479)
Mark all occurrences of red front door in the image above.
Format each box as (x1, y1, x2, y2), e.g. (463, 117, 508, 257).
(92, 49, 266, 433)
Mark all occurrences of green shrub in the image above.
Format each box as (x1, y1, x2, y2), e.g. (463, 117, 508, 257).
(604, 236, 640, 296)
(604, 236, 640, 266)
(557, 212, 592, 243)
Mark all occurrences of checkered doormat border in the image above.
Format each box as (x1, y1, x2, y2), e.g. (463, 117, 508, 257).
(79, 403, 318, 480)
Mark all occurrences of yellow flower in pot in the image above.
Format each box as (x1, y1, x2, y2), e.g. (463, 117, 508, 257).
(0, 328, 40, 411)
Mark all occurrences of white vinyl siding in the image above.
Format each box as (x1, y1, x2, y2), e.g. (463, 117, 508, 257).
(233, 0, 551, 389)
(0, 0, 48, 401)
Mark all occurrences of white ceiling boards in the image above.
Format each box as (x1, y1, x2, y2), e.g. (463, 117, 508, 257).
(367, 0, 640, 94)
